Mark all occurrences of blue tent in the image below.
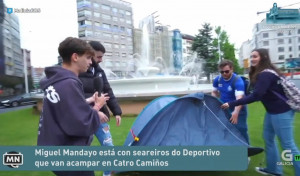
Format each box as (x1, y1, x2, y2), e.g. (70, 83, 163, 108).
(124, 93, 262, 156)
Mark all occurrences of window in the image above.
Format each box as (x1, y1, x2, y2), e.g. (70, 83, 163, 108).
(277, 39, 284, 44)
(288, 30, 292, 35)
(121, 44, 126, 49)
(94, 32, 101, 37)
(94, 22, 101, 27)
(125, 11, 131, 16)
(126, 28, 132, 35)
(262, 33, 268, 38)
(289, 46, 292, 52)
(112, 8, 118, 13)
(121, 53, 126, 57)
(79, 20, 92, 26)
(79, 31, 85, 37)
(105, 61, 113, 67)
(289, 38, 292, 44)
(113, 25, 118, 31)
(103, 42, 112, 48)
(113, 34, 119, 39)
(119, 18, 125, 22)
(113, 16, 118, 22)
(101, 4, 110, 10)
(105, 52, 112, 57)
(298, 45, 300, 51)
(298, 29, 300, 34)
(119, 9, 125, 15)
(114, 44, 119, 48)
(93, 3, 100, 8)
(78, 10, 84, 17)
(126, 19, 132, 24)
(103, 33, 112, 38)
(278, 47, 284, 52)
(263, 41, 269, 46)
(120, 26, 125, 32)
(128, 45, 133, 50)
(86, 30, 93, 36)
(94, 12, 100, 18)
(102, 14, 111, 20)
(77, 0, 91, 8)
(78, 10, 91, 17)
(4, 28, 10, 34)
(278, 55, 284, 60)
(102, 23, 111, 29)
(277, 32, 283, 36)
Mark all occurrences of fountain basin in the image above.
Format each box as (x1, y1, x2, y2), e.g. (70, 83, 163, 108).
(109, 76, 192, 94)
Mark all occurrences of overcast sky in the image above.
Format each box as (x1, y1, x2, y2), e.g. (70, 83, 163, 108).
(4, 0, 300, 67)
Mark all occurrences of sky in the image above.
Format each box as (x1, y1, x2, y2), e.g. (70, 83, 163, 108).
(3, 0, 300, 67)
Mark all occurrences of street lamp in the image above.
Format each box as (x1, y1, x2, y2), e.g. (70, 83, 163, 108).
(218, 33, 221, 63)
(23, 49, 29, 94)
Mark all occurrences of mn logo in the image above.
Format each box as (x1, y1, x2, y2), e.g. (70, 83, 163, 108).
(3, 151, 23, 168)
(7, 8, 13, 14)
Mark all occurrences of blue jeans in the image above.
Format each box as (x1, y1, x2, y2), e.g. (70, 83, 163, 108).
(229, 106, 249, 144)
(95, 122, 114, 146)
(95, 123, 113, 175)
(263, 110, 300, 176)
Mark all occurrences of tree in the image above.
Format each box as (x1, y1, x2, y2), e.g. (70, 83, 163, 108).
(212, 26, 243, 74)
(192, 23, 217, 82)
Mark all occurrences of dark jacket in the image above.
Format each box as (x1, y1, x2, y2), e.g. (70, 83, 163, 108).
(79, 64, 122, 118)
(229, 71, 290, 114)
(37, 66, 100, 146)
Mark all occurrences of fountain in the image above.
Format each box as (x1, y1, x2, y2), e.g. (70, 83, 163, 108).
(103, 15, 212, 114)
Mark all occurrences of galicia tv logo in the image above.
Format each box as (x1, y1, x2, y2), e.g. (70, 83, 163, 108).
(3, 151, 23, 168)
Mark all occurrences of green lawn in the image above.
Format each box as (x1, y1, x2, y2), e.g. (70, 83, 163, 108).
(0, 102, 299, 176)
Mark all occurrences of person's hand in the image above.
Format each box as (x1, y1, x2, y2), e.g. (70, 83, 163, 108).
(86, 94, 95, 104)
(229, 112, 239, 124)
(221, 103, 229, 109)
(98, 111, 109, 123)
(94, 93, 109, 107)
(115, 115, 121, 126)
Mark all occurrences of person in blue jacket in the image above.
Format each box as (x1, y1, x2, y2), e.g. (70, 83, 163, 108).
(222, 48, 300, 176)
(38, 37, 109, 176)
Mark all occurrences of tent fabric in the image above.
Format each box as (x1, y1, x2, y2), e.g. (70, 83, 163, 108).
(124, 92, 249, 147)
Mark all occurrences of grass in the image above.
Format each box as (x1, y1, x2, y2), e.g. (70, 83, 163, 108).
(0, 102, 299, 176)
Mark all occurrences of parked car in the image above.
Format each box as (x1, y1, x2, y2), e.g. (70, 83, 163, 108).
(0, 93, 37, 107)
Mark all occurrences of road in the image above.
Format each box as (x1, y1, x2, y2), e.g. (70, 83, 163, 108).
(0, 105, 35, 114)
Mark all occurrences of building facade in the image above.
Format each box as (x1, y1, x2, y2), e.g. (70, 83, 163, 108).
(77, 0, 134, 77)
(2, 9, 23, 77)
(240, 17, 300, 70)
(31, 67, 44, 89)
(132, 25, 173, 74)
(181, 33, 196, 65)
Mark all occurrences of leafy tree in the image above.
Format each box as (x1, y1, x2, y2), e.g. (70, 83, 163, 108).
(192, 23, 217, 82)
(212, 26, 243, 74)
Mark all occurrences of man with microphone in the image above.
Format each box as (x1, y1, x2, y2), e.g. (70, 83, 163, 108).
(79, 41, 122, 176)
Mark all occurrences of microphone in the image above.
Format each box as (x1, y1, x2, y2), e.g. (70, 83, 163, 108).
(93, 76, 104, 94)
